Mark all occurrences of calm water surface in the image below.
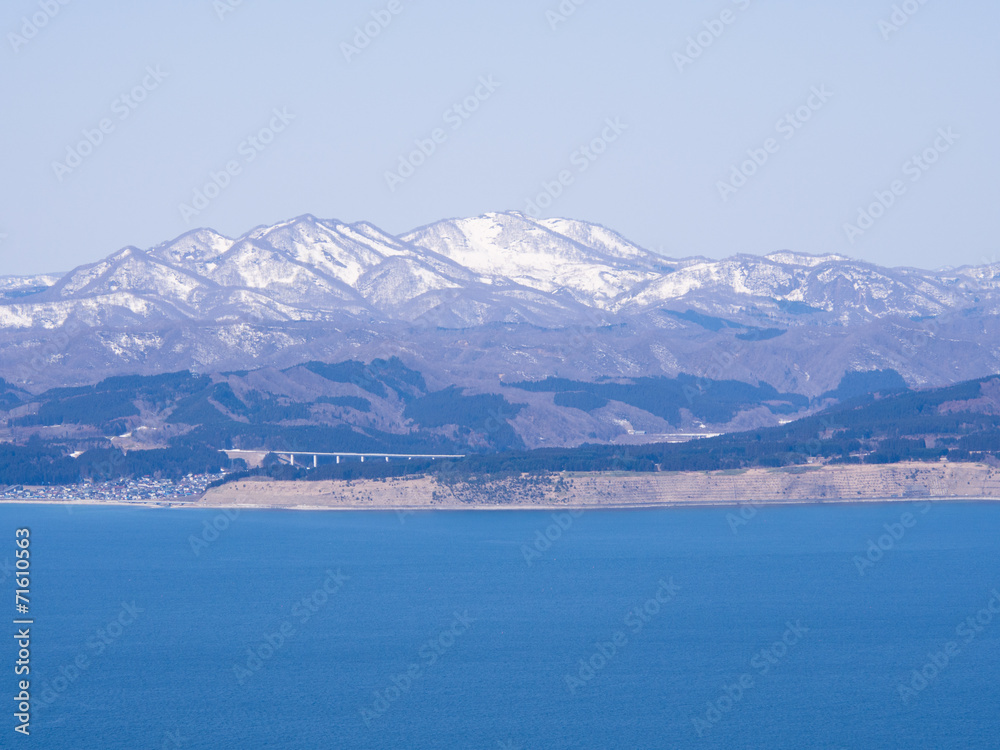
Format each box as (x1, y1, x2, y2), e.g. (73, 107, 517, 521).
(4, 501, 999, 749)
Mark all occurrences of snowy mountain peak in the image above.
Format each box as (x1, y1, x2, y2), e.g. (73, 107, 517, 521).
(401, 212, 666, 306)
(5, 210, 1000, 336)
(764, 251, 851, 267)
(149, 229, 233, 271)
(5, 211, 1000, 398)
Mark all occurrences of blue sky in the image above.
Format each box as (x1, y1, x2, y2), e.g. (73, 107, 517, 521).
(1, 0, 997, 275)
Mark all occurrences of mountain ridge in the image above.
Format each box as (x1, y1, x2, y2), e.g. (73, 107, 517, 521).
(2, 212, 999, 407)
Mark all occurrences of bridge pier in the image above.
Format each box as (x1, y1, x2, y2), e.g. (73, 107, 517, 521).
(222, 450, 464, 466)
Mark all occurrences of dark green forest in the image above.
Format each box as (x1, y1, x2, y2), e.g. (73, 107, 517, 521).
(2, 359, 999, 487)
(0, 441, 239, 485)
(509, 373, 807, 423)
(404, 386, 526, 450)
(215, 373, 1000, 485)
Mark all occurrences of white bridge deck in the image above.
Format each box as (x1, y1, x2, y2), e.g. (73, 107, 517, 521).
(222, 449, 465, 467)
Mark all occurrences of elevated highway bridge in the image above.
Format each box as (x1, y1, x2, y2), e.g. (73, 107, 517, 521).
(222, 449, 465, 468)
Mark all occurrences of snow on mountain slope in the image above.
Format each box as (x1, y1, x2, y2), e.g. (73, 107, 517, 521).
(248, 216, 393, 287)
(46, 247, 212, 309)
(0, 273, 61, 295)
(148, 228, 233, 275)
(764, 251, 849, 267)
(401, 211, 662, 308)
(618, 256, 797, 312)
(6, 212, 1000, 330)
(0, 212, 1000, 390)
(617, 253, 970, 321)
(204, 235, 362, 306)
(0, 290, 181, 329)
(187, 215, 512, 320)
(5, 211, 1000, 396)
(535, 217, 668, 266)
(356, 256, 464, 311)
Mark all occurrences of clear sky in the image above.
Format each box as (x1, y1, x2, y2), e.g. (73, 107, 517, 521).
(1, 0, 997, 276)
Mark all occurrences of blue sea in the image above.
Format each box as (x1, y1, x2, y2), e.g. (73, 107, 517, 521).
(4, 501, 999, 749)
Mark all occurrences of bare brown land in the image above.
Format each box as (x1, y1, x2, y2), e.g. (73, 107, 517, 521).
(197, 461, 1000, 510)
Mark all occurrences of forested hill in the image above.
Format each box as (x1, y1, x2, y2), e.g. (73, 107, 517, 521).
(445, 373, 1000, 476)
(1, 356, 816, 452)
(0, 355, 998, 486)
(218, 371, 1000, 483)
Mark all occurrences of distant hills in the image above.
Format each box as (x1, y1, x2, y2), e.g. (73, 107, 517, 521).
(2, 212, 1000, 421)
(1, 361, 998, 486)
(3, 211, 998, 485)
(0, 357, 815, 457)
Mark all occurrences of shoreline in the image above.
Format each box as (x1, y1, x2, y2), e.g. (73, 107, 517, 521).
(2, 495, 1000, 512)
(4, 461, 1000, 512)
(195, 461, 1000, 511)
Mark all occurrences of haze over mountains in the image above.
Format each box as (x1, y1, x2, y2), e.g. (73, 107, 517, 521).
(1, 212, 998, 410)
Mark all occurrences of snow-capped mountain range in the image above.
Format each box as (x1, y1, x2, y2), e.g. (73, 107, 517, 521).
(2, 211, 999, 397)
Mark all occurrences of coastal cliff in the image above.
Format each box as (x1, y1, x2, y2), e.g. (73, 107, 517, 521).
(198, 461, 1000, 510)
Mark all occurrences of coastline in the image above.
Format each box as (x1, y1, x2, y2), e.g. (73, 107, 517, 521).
(5, 461, 1000, 512)
(3, 495, 1000, 513)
